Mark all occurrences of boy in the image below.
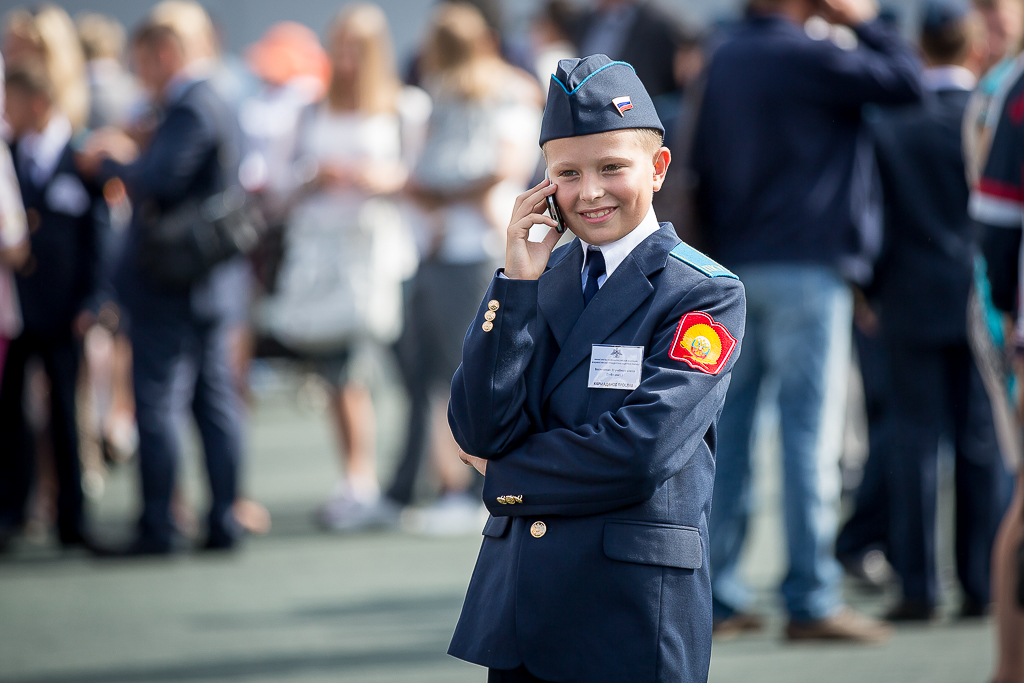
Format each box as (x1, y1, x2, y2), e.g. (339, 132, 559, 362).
(0, 61, 105, 551)
(448, 54, 746, 683)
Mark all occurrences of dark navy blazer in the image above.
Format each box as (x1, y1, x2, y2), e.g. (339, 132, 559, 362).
(868, 87, 975, 344)
(100, 79, 243, 324)
(447, 224, 745, 683)
(692, 14, 921, 269)
(11, 141, 105, 338)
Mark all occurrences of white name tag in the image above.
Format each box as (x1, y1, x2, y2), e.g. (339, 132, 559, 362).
(588, 345, 644, 390)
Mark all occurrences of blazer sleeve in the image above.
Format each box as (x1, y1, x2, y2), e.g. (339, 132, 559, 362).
(100, 103, 216, 206)
(478, 276, 745, 518)
(448, 273, 542, 460)
(76, 182, 110, 314)
(796, 18, 922, 109)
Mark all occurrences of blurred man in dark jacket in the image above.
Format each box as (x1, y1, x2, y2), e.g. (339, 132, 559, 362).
(78, 7, 245, 555)
(866, 0, 1010, 621)
(690, 0, 921, 642)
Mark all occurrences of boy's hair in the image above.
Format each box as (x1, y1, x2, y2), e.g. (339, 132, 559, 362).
(542, 128, 665, 159)
(921, 11, 982, 64)
(4, 60, 54, 102)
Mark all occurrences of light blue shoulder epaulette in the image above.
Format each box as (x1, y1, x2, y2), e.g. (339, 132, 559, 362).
(669, 242, 738, 279)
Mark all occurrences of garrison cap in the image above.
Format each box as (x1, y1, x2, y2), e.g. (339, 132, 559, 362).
(539, 54, 664, 146)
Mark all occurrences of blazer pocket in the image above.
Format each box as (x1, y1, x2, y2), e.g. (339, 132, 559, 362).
(482, 515, 511, 538)
(603, 521, 703, 570)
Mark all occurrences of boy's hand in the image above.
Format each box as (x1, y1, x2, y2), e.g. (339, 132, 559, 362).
(460, 448, 487, 476)
(504, 179, 562, 280)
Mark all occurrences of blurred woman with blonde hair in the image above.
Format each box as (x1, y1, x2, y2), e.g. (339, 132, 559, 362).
(389, 1, 542, 535)
(3, 4, 89, 131)
(260, 2, 428, 530)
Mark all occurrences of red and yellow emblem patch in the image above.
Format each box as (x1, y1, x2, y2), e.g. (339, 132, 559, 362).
(668, 311, 736, 375)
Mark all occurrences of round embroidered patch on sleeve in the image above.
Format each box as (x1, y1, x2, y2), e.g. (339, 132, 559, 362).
(668, 311, 737, 375)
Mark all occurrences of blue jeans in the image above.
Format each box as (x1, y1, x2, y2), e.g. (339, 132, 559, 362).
(131, 310, 243, 549)
(710, 265, 852, 622)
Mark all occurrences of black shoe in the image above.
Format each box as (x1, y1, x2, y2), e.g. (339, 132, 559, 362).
(91, 536, 174, 558)
(0, 526, 18, 555)
(960, 596, 989, 619)
(885, 600, 936, 622)
(198, 535, 238, 552)
(60, 531, 105, 555)
(839, 549, 894, 590)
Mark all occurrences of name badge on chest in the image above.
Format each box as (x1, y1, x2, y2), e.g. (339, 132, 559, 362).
(588, 345, 644, 390)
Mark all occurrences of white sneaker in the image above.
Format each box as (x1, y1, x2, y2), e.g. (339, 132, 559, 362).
(402, 492, 488, 537)
(319, 493, 401, 532)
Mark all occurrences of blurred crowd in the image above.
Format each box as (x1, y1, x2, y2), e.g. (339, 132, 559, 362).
(0, 0, 1023, 678)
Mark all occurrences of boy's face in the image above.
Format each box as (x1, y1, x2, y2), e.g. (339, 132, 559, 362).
(545, 129, 670, 246)
(3, 85, 45, 138)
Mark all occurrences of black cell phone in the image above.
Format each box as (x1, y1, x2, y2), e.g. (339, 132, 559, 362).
(544, 172, 567, 234)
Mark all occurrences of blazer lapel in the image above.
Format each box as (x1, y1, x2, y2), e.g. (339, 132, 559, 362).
(538, 239, 585, 348)
(540, 225, 678, 402)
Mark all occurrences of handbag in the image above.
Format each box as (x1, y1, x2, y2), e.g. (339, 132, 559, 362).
(137, 97, 265, 291)
(137, 185, 263, 291)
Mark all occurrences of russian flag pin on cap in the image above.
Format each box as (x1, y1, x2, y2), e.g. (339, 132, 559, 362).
(612, 96, 633, 116)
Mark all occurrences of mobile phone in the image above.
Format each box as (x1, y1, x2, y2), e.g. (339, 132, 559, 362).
(544, 172, 567, 234)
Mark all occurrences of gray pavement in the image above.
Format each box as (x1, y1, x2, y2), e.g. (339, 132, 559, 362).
(0, 365, 995, 683)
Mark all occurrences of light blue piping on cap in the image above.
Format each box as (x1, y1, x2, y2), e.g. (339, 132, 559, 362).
(550, 60, 636, 96)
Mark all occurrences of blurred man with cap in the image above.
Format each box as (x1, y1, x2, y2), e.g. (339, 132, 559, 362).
(868, 0, 1010, 620)
(690, 0, 920, 643)
(448, 54, 745, 682)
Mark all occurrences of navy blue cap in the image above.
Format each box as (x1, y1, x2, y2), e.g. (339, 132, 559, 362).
(539, 54, 664, 146)
(921, 0, 969, 33)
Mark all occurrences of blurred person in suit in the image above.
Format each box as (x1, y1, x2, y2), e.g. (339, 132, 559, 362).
(868, 1, 1010, 620)
(76, 3, 247, 555)
(257, 4, 427, 531)
(690, 0, 921, 642)
(3, 5, 89, 132)
(0, 60, 106, 552)
(383, 2, 541, 535)
(569, 0, 684, 99)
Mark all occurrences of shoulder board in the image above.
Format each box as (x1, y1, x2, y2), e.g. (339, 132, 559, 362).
(669, 242, 737, 279)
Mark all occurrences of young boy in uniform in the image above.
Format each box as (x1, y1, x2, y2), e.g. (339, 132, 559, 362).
(0, 61, 105, 551)
(447, 54, 746, 683)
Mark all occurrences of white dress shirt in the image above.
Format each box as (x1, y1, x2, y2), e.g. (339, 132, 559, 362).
(921, 65, 977, 93)
(579, 205, 661, 291)
(16, 114, 71, 187)
(500, 205, 661, 291)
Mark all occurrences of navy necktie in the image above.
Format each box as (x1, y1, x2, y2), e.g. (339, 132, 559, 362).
(583, 248, 606, 306)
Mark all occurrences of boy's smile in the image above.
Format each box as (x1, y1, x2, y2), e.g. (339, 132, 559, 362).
(545, 129, 670, 246)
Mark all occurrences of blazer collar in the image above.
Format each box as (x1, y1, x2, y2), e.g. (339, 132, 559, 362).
(539, 222, 679, 402)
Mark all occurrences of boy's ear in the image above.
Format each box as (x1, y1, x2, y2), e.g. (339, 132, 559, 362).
(652, 147, 671, 192)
